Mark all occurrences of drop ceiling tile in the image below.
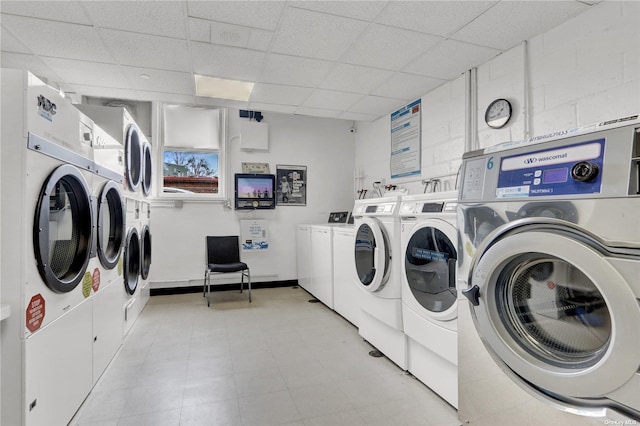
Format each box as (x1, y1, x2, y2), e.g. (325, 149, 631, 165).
(186, 1, 285, 31)
(1, 26, 31, 54)
(82, 1, 187, 39)
(100, 29, 191, 72)
(210, 21, 251, 48)
(404, 39, 500, 80)
(1, 14, 115, 63)
(138, 92, 196, 104)
(294, 107, 340, 119)
(69, 84, 139, 101)
(1, 51, 62, 82)
(249, 83, 313, 105)
(319, 63, 393, 94)
(376, 1, 495, 37)
(120, 67, 193, 95)
(41, 57, 131, 88)
(452, 1, 589, 51)
(188, 18, 210, 43)
(247, 28, 274, 51)
(348, 95, 406, 116)
(288, 1, 387, 21)
(302, 89, 362, 110)
(191, 42, 266, 81)
(342, 24, 441, 71)
(338, 111, 380, 122)
(372, 73, 445, 100)
(249, 102, 298, 115)
(260, 54, 334, 87)
(0, 1, 92, 24)
(270, 7, 368, 61)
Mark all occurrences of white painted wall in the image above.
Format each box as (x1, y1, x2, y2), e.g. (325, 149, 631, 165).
(149, 111, 356, 288)
(355, 1, 639, 194)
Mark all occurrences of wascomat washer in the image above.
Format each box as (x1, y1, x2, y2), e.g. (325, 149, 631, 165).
(352, 196, 406, 369)
(1, 70, 96, 425)
(457, 118, 640, 424)
(399, 191, 458, 408)
(123, 197, 141, 336)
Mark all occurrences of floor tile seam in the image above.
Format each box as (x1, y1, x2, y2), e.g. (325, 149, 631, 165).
(75, 385, 134, 424)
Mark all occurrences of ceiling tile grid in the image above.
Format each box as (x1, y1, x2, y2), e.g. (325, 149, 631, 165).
(0, 1, 596, 121)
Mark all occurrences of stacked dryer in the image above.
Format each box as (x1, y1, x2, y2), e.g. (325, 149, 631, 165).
(399, 191, 459, 408)
(77, 104, 152, 336)
(352, 196, 406, 369)
(1, 70, 96, 425)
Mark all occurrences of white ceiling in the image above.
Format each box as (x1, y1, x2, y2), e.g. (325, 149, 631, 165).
(1, 1, 598, 121)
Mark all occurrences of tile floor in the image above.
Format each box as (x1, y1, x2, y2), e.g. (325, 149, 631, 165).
(70, 286, 459, 426)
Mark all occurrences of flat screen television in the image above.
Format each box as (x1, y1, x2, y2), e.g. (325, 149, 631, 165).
(234, 173, 276, 210)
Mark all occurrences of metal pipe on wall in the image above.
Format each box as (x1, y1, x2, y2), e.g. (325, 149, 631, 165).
(522, 40, 531, 139)
(465, 68, 479, 153)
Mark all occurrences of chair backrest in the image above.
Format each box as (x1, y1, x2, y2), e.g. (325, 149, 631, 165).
(206, 236, 241, 265)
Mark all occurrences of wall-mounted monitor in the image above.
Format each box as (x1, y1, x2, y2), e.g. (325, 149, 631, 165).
(234, 173, 276, 210)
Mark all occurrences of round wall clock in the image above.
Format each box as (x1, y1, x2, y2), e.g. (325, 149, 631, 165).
(485, 98, 512, 129)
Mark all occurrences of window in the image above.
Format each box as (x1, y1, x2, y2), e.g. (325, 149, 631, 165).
(161, 104, 226, 197)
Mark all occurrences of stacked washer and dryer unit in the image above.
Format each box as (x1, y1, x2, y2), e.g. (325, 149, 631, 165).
(352, 195, 406, 369)
(399, 191, 459, 408)
(0, 70, 125, 425)
(77, 104, 153, 337)
(457, 119, 640, 424)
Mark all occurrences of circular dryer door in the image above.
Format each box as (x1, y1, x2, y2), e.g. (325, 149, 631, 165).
(404, 219, 457, 321)
(468, 228, 640, 399)
(33, 164, 93, 293)
(140, 225, 151, 280)
(141, 142, 152, 197)
(97, 181, 125, 269)
(123, 227, 140, 295)
(125, 124, 142, 191)
(354, 217, 391, 292)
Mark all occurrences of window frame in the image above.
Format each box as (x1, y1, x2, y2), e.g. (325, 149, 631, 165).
(158, 103, 227, 201)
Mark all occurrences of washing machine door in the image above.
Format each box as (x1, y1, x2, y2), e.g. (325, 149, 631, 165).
(33, 164, 93, 293)
(125, 124, 142, 191)
(464, 223, 640, 399)
(97, 181, 125, 270)
(404, 219, 457, 321)
(141, 142, 152, 197)
(140, 225, 152, 280)
(354, 217, 391, 292)
(123, 227, 140, 295)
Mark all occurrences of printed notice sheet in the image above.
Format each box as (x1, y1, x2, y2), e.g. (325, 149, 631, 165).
(390, 99, 421, 179)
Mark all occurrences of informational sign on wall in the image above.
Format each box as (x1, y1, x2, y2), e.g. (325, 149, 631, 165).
(240, 219, 269, 251)
(390, 99, 421, 179)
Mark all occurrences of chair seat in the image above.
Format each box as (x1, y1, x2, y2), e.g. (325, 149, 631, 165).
(208, 262, 248, 273)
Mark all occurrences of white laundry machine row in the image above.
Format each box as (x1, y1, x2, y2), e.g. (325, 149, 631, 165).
(352, 196, 407, 369)
(457, 118, 640, 424)
(399, 191, 459, 408)
(332, 225, 361, 327)
(0, 70, 124, 426)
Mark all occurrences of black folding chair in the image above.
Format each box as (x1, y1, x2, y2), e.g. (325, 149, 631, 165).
(203, 236, 251, 306)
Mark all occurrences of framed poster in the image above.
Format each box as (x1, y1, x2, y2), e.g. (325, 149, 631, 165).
(240, 219, 269, 251)
(276, 165, 307, 206)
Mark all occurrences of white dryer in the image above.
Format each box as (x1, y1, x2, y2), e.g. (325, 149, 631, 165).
(1, 70, 95, 426)
(399, 191, 458, 408)
(458, 118, 640, 423)
(352, 196, 406, 369)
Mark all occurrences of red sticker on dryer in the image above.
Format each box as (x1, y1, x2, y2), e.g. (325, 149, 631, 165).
(26, 294, 45, 333)
(92, 268, 101, 292)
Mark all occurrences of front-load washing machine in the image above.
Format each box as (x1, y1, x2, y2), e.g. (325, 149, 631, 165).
(138, 200, 152, 310)
(399, 191, 458, 408)
(457, 118, 640, 424)
(1, 70, 96, 426)
(76, 104, 145, 198)
(352, 196, 406, 369)
(123, 196, 141, 336)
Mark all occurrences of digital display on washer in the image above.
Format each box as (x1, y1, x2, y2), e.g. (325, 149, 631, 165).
(496, 139, 604, 198)
(365, 205, 378, 213)
(421, 202, 444, 213)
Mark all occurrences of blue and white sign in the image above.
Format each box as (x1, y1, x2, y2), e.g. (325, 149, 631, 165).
(390, 99, 421, 179)
(496, 139, 605, 198)
(240, 219, 269, 250)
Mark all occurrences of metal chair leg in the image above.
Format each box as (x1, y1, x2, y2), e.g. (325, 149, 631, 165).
(247, 269, 252, 303)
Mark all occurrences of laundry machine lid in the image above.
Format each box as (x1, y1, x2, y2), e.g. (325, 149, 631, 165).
(354, 217, 391, 292)
(33, 164, 93, 293)
(403, 218, 457, 321)
(468, 228, 640, 398)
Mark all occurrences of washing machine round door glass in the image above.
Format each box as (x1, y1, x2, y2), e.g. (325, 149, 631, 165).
(123, 227, 140, 295)
(405, 225, 457, 313)
(34, 165, 93, 293)
(469, 229, 640, 398)
(97, 181, 125, 269)
(140, 225, 152, 280)
(125, 124, 142, 191)
(142, 142, 152, 197)
(354, 219, 390, 292)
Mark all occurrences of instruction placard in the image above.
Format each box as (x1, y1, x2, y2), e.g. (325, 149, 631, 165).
(240, 219, 269, 251)
(390, 99, 421, 179)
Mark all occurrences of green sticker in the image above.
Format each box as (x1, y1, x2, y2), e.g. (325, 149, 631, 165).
(82, 272, 92, 298)
(117, 257, 123, 276)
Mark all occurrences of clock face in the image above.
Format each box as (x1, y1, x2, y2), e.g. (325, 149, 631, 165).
(485, 99, 512, 129)
(252, 200, 259, 208)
